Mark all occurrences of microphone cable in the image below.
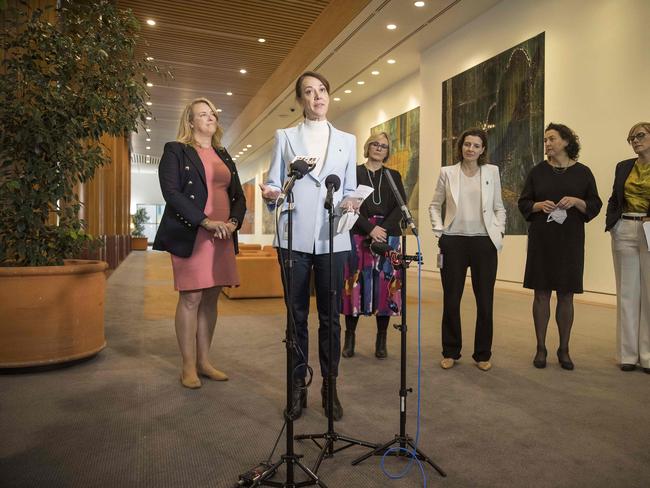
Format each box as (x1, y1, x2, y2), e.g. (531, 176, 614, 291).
(379, 233, 428, 488)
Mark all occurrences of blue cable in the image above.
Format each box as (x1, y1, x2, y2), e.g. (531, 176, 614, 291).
(379, 234, 427, 488)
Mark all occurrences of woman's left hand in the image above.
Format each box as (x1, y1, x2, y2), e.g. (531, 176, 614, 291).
(557, 196, 577, 209)
(339, 197, 362, 212)
(212, 221, 233, 240)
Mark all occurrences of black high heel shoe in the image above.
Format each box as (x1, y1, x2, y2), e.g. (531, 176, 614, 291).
(557, 348, 574, 370)
(285, 378, 307, 420)
(533, 346, 547, 369)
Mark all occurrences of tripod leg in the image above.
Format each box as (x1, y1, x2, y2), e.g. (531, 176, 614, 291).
(407, 439, 447, 477)
(295, 459, 328, 488)
(351, 436, 397, 465)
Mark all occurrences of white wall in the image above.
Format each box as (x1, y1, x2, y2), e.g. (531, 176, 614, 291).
(131, 168, 163, 214)
(415, 0, 649, 294)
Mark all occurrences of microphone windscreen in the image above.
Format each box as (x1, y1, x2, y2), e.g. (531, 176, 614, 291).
(324, 174, 341, 191)
(291, 159, 312, 176)
(369, 241, 391, 255)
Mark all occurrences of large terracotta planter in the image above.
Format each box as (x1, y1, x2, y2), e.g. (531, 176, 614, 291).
(131, 236, 148, 251)
(0, 259, 108, 368)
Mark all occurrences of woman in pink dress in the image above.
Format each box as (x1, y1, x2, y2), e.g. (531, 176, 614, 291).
(153, 98, 246, 389)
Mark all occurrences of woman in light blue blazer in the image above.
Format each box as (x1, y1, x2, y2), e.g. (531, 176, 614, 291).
(260, 71, 357, 421)
(429, 128, 506, 372)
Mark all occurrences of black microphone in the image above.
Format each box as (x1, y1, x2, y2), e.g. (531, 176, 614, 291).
(370, 241, 422, 266)
(277, 159, 313, 205)
(324, 174, 341, 210)
(383, 168, 418, 236)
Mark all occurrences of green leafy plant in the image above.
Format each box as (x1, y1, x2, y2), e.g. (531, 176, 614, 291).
(131, 208, 149, 238)
(0, 1, 158, 266)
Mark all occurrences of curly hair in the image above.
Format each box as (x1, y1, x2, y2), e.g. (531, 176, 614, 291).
(545, 123, 580, 160)
(456, 128, 489, 165)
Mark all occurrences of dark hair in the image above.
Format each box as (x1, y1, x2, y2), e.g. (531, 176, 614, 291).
(294, 71, 330, 100)
(545, 123, 580, 159)
(456, 128, 489, 165)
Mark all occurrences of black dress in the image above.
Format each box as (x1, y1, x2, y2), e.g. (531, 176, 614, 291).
(518, 161, 602, 293)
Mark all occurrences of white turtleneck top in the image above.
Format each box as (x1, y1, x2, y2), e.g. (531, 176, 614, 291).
(302, 118, 330, 176)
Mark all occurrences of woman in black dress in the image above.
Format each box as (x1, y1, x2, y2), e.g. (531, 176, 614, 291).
(518, 123, 602, 370)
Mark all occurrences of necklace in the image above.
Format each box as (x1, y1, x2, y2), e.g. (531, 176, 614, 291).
(366, 166, 383, 205)
(550, 159, 573, 174)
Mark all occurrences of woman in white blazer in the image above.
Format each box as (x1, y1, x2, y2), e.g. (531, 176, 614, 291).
(260, 71, 357, 421)
(429, 128, 506, 372)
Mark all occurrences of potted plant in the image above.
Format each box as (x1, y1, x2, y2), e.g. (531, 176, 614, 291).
(0, 1, 157, 367)
(131, 208, 150, 250)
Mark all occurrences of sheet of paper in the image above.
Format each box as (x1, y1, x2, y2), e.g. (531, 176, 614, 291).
(643, 222, 650, 251)
(346, 184, 374, 202)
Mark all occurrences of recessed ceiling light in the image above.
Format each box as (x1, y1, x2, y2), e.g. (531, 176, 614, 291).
(146, 116, 152, 120)
(146, 138, 151, 142)
(216, 108, 222, 113)
(243, 148, 248, 152)
(146, 102, 152, 106)
(226, 91, 233, 96)
(387, 59, 396, 64)
(146, 19, 156, 26)
(258, 38, 266, 43)
(239, 69, 247, 74)
(386, 24, 397, 30)
(146, 146, 151, 150)
(246, 144, 252, 148)
(145, 128, 151, 132)
(333, 97, 341, 101)
(145, 56, 154, 61)
(146, 82, 153, 87)
(371, 70, 380, 75)
(344, 89, 352, 94)
(357, 81, 365, 85)
(414, 1, 425, 6)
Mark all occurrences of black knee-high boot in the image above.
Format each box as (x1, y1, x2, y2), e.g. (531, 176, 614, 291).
(342, 315, 358, 358)
(375, 316, 389, 359)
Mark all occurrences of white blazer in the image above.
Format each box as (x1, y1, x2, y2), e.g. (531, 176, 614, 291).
(428, 163, 507, 251)
(266, 121, 357, 254)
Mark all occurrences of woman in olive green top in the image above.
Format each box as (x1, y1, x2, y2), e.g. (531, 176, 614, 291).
(605, 122, 650, 373)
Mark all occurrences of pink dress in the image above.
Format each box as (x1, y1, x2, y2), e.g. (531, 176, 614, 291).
(170, 147, 239, 291)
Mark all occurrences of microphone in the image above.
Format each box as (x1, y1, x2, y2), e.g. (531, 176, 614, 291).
(324, 174, 341, 210)
(383, 168, 418, 236)
(277, 159, 314, 206)
(369, 241, 422, 266)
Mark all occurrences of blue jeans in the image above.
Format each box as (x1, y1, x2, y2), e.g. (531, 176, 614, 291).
(277, 248, 349, 379)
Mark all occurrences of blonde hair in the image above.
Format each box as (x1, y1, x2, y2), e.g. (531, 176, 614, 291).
(363, 131, 391, 162)
(176, 98, 223, 148)
(628, 122, 650, 139)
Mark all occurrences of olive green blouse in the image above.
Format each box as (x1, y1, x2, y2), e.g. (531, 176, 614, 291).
(623, 160, 650, 213)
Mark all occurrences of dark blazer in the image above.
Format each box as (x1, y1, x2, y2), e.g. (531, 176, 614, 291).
(605, 158, 649, 231)
(153, 141, 246, 257)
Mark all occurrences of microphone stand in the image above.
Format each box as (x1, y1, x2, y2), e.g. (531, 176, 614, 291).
(252, 191, 324, 488)
(351, 205, 445, 478)
(294, 199, 378, 473)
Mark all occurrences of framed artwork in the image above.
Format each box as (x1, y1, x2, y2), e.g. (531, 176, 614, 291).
(371, 107, 420, 230)
(240, 178, 255, 234)
(261, 170, 276, 235)
(441, 32, 545, 235)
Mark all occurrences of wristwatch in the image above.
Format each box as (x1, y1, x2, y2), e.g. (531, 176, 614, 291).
(228, 218, 239, 227)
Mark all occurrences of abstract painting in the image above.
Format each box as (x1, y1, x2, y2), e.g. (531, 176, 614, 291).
(441, 32, 545, 235)
(261, 170, 276, 235)
(240, 178, 255, 234)
(371, 107, 420, 231)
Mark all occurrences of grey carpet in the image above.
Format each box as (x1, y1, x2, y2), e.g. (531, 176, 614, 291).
(1, 251, 649, 488)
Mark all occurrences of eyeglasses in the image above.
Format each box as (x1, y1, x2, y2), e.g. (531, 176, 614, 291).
(627, 132, 647, 144)
(369, 141, 389, 150)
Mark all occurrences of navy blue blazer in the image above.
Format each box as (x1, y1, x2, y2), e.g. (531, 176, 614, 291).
(153, 141, 246, 257)
(605, 158, 649, 231)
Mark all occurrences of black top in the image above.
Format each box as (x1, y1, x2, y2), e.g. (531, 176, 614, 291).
(153, 141, 246, 258)
(605, 158, 650, 231)
(352, 164, 407, 236)
(518, 161, 602, 293)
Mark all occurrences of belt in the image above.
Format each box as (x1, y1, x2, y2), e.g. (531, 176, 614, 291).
(621, 215, 646, 221)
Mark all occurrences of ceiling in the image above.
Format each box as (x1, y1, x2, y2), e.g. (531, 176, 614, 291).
(122, 0, 502, 169)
